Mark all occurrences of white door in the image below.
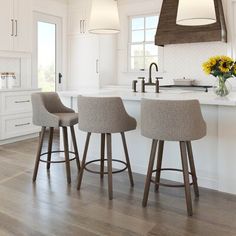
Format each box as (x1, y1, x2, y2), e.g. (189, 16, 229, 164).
(68, 35, 99, 89)
(13, 0, 32, 52)
(32, 13, 63, 92)
(0, 0, 14, 51)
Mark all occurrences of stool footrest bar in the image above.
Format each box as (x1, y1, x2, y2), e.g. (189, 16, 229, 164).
(151, 168, 193, 188)
(84, 159, 128, 175)
(40, 151, 77, 164)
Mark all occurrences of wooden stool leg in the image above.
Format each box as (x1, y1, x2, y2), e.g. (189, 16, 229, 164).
(142, 140, 158, 207)
(47, 127, 54, 170)
(33, 127, 46, 182)
(100, 134, 105, 179)
(63, 127, 71, 184)
(180, 141, 193, 216)
(106, 133, 113, 200)
(70, 126, 80, 171)
(155, 140, 164, 192)
(77, 132, 91, 190)
(121, 132, 134, 187)
(186, 141, 199, 198)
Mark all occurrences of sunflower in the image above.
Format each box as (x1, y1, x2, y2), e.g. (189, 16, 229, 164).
(219, 60, 230, 73)
(232, 64, 236, 75)
(202, 61, 212, 75)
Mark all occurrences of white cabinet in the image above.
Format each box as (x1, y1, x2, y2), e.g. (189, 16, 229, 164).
(68, 0, 92, 35)
(0, 0, 32, 52)
(0, 89, 40, 142)
(68, 35, 100, 89)
(67, 0, 117, 90)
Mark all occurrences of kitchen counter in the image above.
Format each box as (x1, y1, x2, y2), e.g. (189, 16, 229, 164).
(59, 87, 236, 195)
(59, 87, 236, 106)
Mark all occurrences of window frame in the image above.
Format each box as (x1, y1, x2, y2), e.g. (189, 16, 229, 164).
(128, 13, 161, 73)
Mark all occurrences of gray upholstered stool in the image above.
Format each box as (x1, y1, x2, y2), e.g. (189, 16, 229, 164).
(77, 96, 137, 200)
(141, 99, 206, 216)
(31, 92, 80, 184)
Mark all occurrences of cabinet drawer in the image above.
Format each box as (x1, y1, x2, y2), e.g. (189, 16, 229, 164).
(1, 115, 39, 139)
(1, 93, 32, 114)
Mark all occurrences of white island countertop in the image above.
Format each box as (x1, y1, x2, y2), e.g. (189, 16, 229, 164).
(59, 87, 236, 106)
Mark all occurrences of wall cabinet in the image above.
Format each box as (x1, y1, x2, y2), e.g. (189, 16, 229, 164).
(0, 0, 32, 52)
(68, 0, 91, 35)
(67, 0, 117, 89)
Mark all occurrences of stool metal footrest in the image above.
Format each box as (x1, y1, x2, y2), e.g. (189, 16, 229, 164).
(84, 159, 128, 175)
(151, 168, 194, 188)
(40, 151, 77, 164)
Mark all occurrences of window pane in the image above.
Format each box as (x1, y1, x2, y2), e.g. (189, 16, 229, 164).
(38, 22, 56, 92)
(145, 56, 158, 69)
(131, 57, 144, 70)
(146, 16, 158, 29)
(145, 29, 156, 42)
(131, 44, 144, 56)
(145, 44, 158, 56)
(132, 17, 144, 30)
(132, 30, 144, 42)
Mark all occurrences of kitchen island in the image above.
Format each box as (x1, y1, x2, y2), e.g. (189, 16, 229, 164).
(59, 87, 236, 195)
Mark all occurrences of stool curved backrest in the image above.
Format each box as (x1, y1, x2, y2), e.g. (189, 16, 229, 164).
(31, 92, 75, 128)
(141, 99, 206, 141)
(77, 96, 137, 134)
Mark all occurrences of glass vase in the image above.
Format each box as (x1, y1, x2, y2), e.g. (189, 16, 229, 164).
(213, 76, 232, 97)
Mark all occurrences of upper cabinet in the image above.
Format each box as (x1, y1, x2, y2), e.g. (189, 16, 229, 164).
(68, 0, 92, 35)
(0, 0, 32, 53)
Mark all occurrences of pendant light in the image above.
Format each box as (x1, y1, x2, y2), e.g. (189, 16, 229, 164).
(88, 0, 120, 34)
(176, 0, 217, 26)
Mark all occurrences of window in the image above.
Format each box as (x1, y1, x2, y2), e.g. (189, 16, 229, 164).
(129, 15, 159, 71)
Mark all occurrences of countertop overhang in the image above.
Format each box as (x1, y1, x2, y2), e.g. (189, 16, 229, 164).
(59, 87, 236, 107)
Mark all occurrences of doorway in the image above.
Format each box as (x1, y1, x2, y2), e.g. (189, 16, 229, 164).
(33, 12, 63, 92)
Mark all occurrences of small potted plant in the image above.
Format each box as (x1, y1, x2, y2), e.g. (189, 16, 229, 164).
(202, 56, 236, 97)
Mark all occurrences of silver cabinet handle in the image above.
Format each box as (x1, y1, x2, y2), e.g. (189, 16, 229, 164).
(11, 19, 14, 36)
(96, 59, 99, 74)
(15, 20, 17, 36)
(83, 20, 85, 33)
(15, 122, 30, 127)
(80, 20, 82, 34)
(14, 100, 30, 103)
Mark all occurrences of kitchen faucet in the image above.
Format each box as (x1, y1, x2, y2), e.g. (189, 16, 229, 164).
(148, 62, 158, 84)
(132, 62, 162, 93)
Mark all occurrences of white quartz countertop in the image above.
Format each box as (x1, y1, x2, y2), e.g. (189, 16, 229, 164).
(59, 87, 236, 106)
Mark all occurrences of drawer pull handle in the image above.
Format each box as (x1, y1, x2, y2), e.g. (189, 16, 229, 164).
(14, 100, 30, 103)
(15, 123, 30, 127)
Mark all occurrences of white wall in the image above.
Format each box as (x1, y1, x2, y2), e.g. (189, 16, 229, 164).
(116, 0, 234, 87)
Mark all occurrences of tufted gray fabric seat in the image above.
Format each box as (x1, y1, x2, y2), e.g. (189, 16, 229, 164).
(77, 96, 137, 200)
(31, 92, 80, 184)
(141, 99, 206, 216)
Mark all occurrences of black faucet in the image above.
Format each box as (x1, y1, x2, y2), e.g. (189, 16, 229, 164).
(137, 63, 162, 93)
(148, 62, 158, 84)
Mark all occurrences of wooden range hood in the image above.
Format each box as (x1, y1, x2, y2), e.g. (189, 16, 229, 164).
(155, 0, 227, 46)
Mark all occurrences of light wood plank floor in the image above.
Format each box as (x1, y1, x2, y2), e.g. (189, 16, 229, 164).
(0, 131, 236, 236)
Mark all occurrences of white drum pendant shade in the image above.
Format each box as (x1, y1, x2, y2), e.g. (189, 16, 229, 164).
(176, 0, 217, 26)
(89, 0, 120, 34)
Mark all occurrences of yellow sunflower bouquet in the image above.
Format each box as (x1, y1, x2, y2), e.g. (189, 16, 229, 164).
(203, 56, 236, 96)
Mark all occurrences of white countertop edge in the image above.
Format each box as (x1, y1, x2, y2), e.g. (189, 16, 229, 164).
(59, 88, 236, 107)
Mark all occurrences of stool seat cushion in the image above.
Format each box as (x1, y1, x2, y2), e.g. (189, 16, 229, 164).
(31, 92, 78, 128)
(54, 113, 79, 127)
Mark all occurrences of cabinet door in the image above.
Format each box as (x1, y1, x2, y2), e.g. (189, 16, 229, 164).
(68, 35, 99, 89)
(0, 0, 14, 51)
(13, 0, 32, 52)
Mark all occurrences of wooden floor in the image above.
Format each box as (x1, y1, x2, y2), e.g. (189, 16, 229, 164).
(0, 132, 236, 236)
